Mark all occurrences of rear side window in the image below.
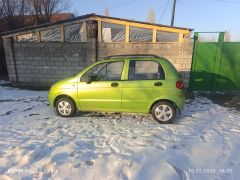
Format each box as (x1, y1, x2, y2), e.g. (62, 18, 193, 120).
(128, 60, 165, 80)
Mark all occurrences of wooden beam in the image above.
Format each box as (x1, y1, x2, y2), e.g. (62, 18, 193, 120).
(37, 31, 41, 42)
(178, 33, 184, 43)
(98, 20, 102, 42)
(2, 18, 91, 39)
(90, 17, 190, 34)
(82, 21, 87, 42)
(125, 25, 129, 43)
(152, 29, 157, 43)
(60, 26, 65, 42)
(13, 35, 17, 42)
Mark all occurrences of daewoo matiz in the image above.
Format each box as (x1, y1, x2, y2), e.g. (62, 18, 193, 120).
(48, 55, 185, 124)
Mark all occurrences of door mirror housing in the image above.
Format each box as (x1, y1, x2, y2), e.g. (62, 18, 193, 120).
(87, 74, 98, 84)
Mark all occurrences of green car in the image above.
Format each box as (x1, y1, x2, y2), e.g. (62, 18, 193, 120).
(48, 55, 185, 124)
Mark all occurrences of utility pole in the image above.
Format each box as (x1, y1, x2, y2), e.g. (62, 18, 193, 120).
(171, 0, 177, 26)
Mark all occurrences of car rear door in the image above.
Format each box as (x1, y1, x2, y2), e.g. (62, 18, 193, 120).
(122, 60, 166, 113)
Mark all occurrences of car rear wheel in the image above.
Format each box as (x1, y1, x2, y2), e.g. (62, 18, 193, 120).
(55, 97, 76, 117)
(151, 101, 176, 124)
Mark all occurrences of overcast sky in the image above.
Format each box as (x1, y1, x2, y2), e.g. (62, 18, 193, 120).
(70, 0, 240, 40)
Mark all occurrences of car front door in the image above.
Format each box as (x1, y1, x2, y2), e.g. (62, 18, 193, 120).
(122, 60, 166, 113)
(77, 60, 124, 111)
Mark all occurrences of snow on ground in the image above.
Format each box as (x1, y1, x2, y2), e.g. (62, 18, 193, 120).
(0, 80, 240, 180)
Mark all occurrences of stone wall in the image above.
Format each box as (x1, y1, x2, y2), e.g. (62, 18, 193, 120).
(98, 40, 193, 86)
(3, 38, 193, 87)
(3, 39, 96, 87)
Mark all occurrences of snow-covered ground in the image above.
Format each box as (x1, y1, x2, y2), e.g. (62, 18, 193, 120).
(0, 80, 239, 180)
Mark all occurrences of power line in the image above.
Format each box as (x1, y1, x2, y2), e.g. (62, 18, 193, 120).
(210, 0, 240, 3)
(159, 0, 171, 22)
(96, 0, 139, 14)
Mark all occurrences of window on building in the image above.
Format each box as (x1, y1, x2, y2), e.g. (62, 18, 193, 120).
(128, 60, 165, 80)
(102, 22, 125, 42)
(65, 23, 85, 42)
(17, 33, 38, 42)
(129, 27, 152, 42)
(157, 31, 179, 42)
(41, 27, 61, 42)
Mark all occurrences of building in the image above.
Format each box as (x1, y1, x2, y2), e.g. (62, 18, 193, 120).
(0, 13, 74, 77)
(1, 13, 193, 87)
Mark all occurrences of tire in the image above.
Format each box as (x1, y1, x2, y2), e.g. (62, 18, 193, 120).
(151, 101, 176, 124)
(55, 97, 76, 117)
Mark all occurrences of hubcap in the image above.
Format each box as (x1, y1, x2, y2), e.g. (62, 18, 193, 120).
(155, 105, 173, 121)
(58, 101, 72, 116)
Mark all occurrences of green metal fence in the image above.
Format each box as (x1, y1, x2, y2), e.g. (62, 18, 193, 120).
(189, 32, 240, 91)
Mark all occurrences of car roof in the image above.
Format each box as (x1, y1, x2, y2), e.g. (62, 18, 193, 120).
(104, 54, 160, 59)
(100, 55, 167, 62)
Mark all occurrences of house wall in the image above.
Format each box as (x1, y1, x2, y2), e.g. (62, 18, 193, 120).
(3, 38, 193, 87)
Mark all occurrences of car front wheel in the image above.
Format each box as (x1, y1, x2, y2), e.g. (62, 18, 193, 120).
(151, 101, 176, 124)
(55, 97, 76, 117)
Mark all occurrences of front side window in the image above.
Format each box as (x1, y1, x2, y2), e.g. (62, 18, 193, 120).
(128, 60, 165, 80)
(81, 61, 124, 82)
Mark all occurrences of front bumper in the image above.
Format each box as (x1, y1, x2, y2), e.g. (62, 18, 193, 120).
(48, 93, 55, 108)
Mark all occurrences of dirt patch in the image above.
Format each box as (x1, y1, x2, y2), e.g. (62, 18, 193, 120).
(197, 92, 240, 111)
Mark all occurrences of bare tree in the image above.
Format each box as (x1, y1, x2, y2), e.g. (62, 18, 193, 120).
(31, 0, 71, 24)
(0, 0, 32, 30)
(104, 6, 109, 16)
(147, 8, 156, 23)
(0, 0, 71, 32)
(0, 1, 4, 17)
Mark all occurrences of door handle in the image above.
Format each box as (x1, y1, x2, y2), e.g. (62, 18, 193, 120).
(111, 83, 119, 87)
(154, 82, 163, 86)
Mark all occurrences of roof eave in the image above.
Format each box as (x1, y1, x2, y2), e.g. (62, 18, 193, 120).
(0, 13, 193, 37)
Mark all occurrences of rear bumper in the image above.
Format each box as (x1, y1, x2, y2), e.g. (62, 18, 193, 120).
(174, 94, 185, 111)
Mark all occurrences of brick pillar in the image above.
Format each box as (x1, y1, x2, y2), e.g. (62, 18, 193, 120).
(87, 20, 98, 64)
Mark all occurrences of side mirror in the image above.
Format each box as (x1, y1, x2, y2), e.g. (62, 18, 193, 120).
(87, 74, 98, 84)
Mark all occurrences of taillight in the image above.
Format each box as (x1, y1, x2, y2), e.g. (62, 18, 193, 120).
(176, 80, 184, 89)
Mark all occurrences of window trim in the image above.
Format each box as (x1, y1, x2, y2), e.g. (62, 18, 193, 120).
(127, 60, 165, 81)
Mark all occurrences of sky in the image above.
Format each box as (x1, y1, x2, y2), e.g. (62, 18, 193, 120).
(69, 0, 240, 40)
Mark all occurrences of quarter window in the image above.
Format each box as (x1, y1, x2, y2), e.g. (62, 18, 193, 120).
(81, 61, 124, 82)
(128, 60, 165, 80)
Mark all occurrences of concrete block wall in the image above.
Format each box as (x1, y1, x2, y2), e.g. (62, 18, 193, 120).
(3, 39, 96, 86)
(3, 38, 193, 87)
(98, 40, 194, 86)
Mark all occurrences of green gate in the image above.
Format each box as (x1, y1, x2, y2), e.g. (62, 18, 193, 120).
(190, 32, 240, 91)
